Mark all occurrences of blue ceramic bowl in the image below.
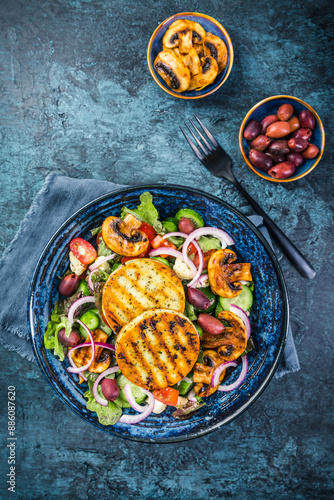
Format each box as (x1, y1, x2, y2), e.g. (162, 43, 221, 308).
(239, 95, 325, 182)
(28, 185, 288, 442)
(147, 12, 233, 99)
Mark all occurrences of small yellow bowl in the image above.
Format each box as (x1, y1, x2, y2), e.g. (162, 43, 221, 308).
(147, 12, 234, 100)
(239, 95, 325, 182)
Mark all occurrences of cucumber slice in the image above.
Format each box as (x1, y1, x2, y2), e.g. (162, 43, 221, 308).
(178, 379, 194, 396)
(151, 257, 170, 267)
(174, 209, 204, 228)
(117, 374, 147, 404)
(219, 285, 253, 312)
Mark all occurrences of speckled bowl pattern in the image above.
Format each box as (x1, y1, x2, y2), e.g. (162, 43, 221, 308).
(239, 95, 325, 182)
(147, 12, 234, 99)
(28, 186, 288, 443)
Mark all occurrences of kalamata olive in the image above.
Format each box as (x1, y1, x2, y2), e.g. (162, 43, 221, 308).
(58, 328, 81, 347)
(178, 217, 196, 235)
(302, 144, 319, 159)
(286, 152, 304, 167)
(265, 152, 286, 164)
(299, 109, 315, 129)
(187, 288, 211, 311)
(260, 115, 278, 134)
(249, 149, 273, 171)
(269, 140, 290, 155)
(288, 138, 308, 153)
(268, 161, 295, 179)
(101, 378, 119, 402)
(288, 116, 300, 133)
(197, 313, 225, 335)
(250, 135, 271, 151)
(277, 103, 294, 121)
(265, 121, 290, 138)
(59, 273, 80, 297)
(292, 128, 312, 141)
(243, 120, 261, 141)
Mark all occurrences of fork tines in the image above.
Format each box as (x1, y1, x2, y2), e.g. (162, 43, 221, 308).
(180, 114, 219, 161)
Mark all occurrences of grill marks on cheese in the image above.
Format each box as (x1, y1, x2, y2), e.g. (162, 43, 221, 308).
(102, 259, 185, 333)
(116, 309, 200, 390)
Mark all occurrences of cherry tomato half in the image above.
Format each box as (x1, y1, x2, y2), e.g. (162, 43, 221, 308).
(70, 237, 97, 265)
(140, 222, 156, 241)
(153, 387, 179, 406)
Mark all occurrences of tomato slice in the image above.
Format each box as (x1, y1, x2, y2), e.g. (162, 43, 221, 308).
(151, 235, 177, 258)
(187, 242, 197, 256)
(153, 387, 179, 406)
(70, 238, 97, 265)
(140, 222, 156, 241)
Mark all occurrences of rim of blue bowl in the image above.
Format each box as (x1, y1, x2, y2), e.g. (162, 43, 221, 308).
(28, 184, 289, 443)
(147, 12, 234, 100)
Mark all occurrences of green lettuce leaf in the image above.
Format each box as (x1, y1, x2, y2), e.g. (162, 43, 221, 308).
(53, 317, 72, 362)
(44, 303, 62, 351)
(84, 386, 122, 426)
(121, 192, 162, 232)
(97, 238, 113, 257)
(197, 235, 221, 252)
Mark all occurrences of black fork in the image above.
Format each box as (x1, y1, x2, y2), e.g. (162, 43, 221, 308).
(180, 115, 316, 279)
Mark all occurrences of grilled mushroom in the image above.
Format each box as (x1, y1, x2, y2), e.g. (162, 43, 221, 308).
(193, 349, 226, 397)
(102, 214, 149, 256)
(187, 56, 218, 91)
(203, 33, 228, 73)
(174, 47, 202, 77)
(154, 51, 190, 92)
(163, 19, 206, 54)
(205, 311, 247, 362)
(208, 249, 252, 298)
(71, 328, 112, 374)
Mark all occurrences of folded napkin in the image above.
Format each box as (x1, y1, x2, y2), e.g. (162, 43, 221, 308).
(0, 173, 299, 378)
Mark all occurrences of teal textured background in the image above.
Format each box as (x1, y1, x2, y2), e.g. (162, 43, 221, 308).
(0, 0, 333, 498)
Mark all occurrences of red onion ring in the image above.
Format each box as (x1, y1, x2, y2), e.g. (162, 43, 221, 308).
(182, 227, 235, 260)
(68, 296, 95, 324)
(89, 254, 115, 272)
(149, 247, 197, 277)
(187, 389, 197, 402)
(197, 273, 209, 287)
(92, 366, 119, 407)
(123, 384, 148, 413)
(230, 304, 251, 340)
(218, 355, 248, 392)
(162, 231, 188, 240)
(67, 320, 95, 374)
(119, 387, 155, 424)
(187, 240, 203, 288)
(87, 269, 99, 293)
(211, 361, 238, 388)
(69, 341, 115, 354)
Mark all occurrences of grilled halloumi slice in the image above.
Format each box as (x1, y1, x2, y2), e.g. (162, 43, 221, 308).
(115, 309, 200, 391)
(102, 259, 185, 334)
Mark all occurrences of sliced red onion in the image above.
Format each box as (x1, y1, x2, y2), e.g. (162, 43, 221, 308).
(162, 231, 188, 240)
(87, 269, 98, 292)
(197, 273, 209, 287)
(187, 240, 203, 288)
(67, 320, 95, 374)
(67, 352, 88, 381)
(69, 341, 115, 354)
(119, 387, 155, 424)
(218, 355, 248, 392)
(89, 254, 115, 272)
(123, 384, 148, 413)
(230, 304, 251, 340)
(92, 366, 119, 407)
(211, 361, 238, 388)
(149, 247, 197, 277)
(182, 227, 235, 260)
(68, 296, 95, 324)
(182, 376, 192, 384)
(239, 280, 250, 285)
(187, 388, 197, 402)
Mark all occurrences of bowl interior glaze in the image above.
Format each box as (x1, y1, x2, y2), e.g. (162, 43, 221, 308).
(239, 96, 325, 182)
(147, 12, 233, 99)
(28, 185, 288, 442)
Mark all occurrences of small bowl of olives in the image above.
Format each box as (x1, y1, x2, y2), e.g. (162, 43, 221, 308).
(238, 95, 325, 182)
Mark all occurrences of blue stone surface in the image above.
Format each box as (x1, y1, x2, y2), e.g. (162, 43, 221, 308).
(0, 0, 333, 498)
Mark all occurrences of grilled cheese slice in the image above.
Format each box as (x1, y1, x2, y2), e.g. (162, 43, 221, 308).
(102, 258, 185, 334)
(115, 309, 200, 391)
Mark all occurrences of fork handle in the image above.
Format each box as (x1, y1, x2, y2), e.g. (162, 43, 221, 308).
(233, 179, 316, 279)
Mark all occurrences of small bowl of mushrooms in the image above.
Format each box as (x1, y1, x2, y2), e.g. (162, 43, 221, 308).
(147, 12, 234, 99)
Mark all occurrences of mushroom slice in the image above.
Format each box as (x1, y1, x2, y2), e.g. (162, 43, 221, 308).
(194, 43, 205, 59)
(162, 19, 191, 49)
(187, 20, 206, 44)
(187, 56, 218, 91)
(89, 349, 112, 373)
(203, 33, 228, 74)
(102, 215, 149, 256)
(154, 51, 190, 92)
(208, 249, 252, 298)
(193, 350, 226, 397)
(174, 47, 202, 77)
(205, 311, 247, 362)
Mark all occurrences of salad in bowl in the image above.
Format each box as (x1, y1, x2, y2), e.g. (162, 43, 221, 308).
(44, 192, 255, 426)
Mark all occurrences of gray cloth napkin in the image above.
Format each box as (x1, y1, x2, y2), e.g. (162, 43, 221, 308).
(0, 172, 299, 378)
